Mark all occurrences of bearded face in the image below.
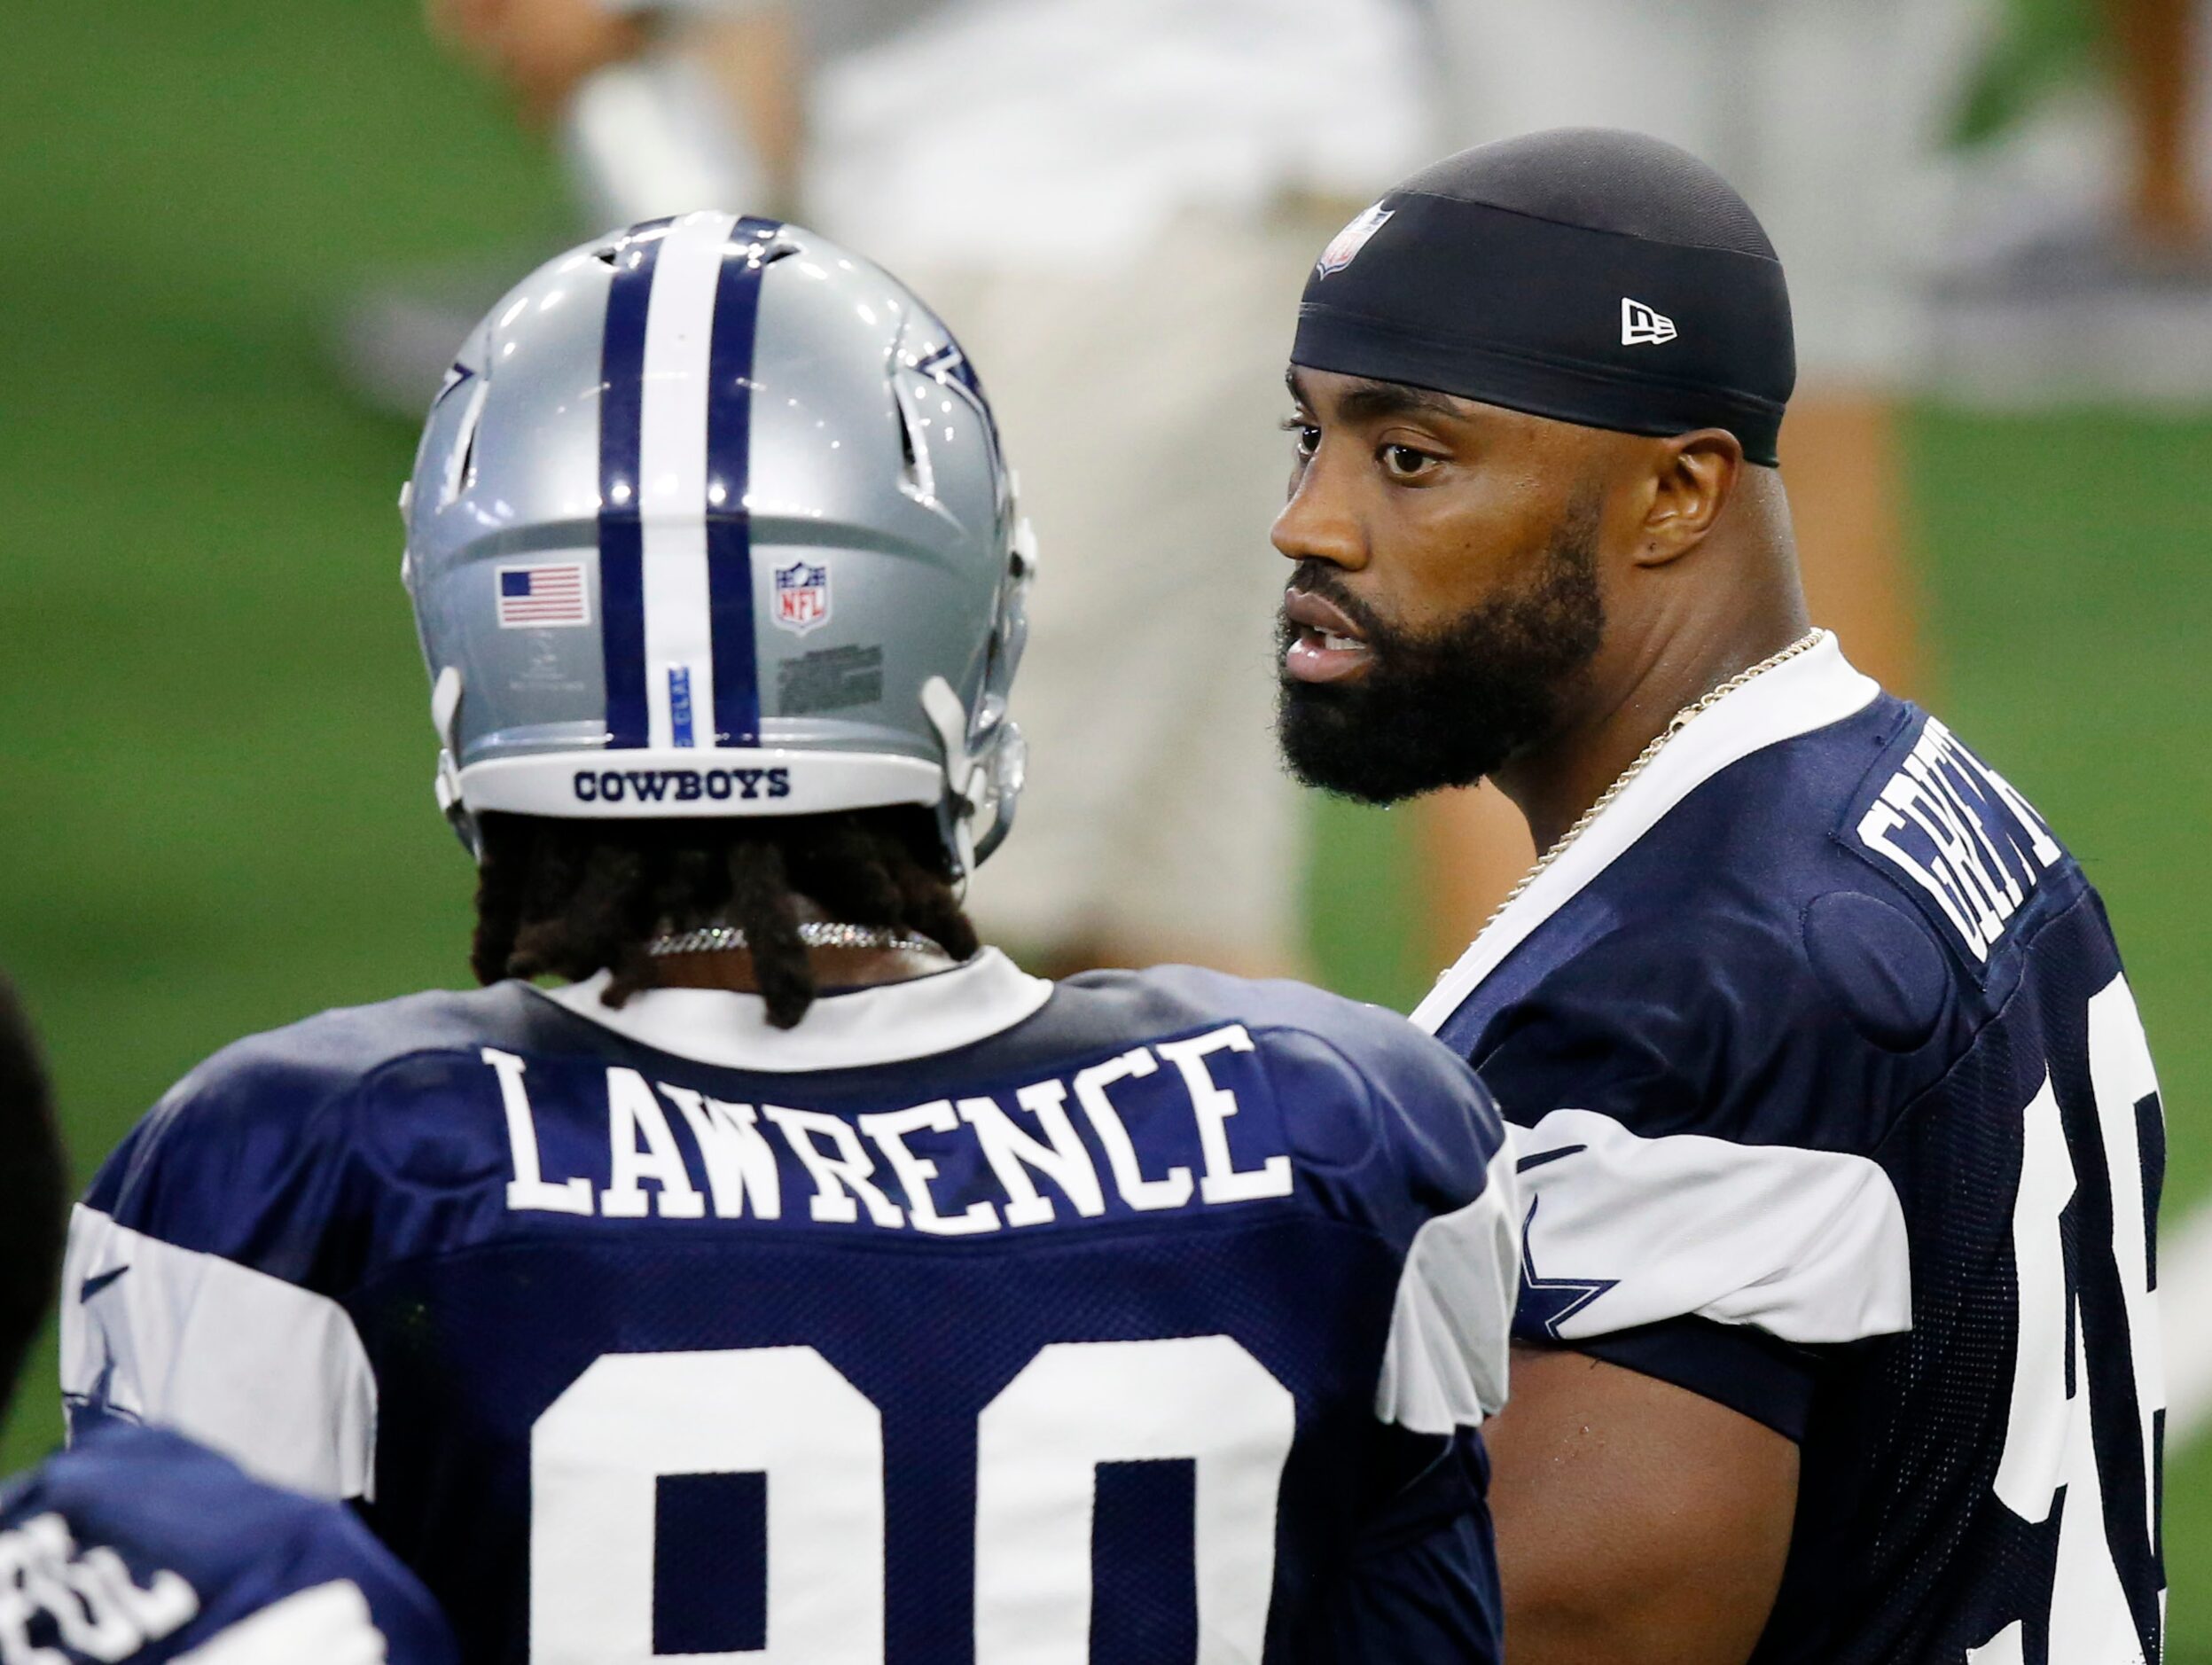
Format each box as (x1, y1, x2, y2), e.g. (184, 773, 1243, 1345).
(1276, 493, 1606, 805)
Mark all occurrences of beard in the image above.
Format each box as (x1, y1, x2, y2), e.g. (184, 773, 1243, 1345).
(1276, 497, 1606, 805)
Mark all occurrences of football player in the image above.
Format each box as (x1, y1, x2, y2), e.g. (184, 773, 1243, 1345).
(62, 215, 1520, 1663)
(1277, 129, 2166, 1663)
(0, 974, 455, 1665)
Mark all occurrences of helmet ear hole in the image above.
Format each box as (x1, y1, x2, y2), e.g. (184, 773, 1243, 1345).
(439, 377, 489, 510)
(456, 419, 480, 498)
(895, 384, 933, 498)
(895, 400, 918, 475)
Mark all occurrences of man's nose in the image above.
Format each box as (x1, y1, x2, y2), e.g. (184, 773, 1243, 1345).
(1271, 446, 1364, 571)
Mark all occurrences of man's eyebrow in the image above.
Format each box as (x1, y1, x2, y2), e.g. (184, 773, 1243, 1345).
(1285, 370, 1473, 425)
(1334, 379, 1469, 424)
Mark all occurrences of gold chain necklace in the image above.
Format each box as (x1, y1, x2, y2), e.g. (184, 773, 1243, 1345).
(1475, 629, 1827, 939)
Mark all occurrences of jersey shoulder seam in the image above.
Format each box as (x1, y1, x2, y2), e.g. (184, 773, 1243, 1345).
(1865, 883, 2104, 1163)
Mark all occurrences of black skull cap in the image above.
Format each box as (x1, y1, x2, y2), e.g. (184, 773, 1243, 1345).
(1293, 128, 1795, 465)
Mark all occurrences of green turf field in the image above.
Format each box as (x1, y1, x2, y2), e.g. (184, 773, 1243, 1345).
(5, 0, 2208, 1648)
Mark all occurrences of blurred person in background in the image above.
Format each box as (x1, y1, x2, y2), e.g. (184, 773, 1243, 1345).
(1409, 0, 1979, 950)
(804, 0, 1434, 975)
(425, 0, 804, 223)
(340, 0, 811, 417)
(1952, 0, 2208, 264)
(2108, 0, 2208, 254)
(0, 977, 458, 1665)
(1933, 0, 2212, 400)
(389, 0, 1439, 979)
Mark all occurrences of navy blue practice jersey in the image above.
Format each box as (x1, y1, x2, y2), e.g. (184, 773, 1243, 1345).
(63, 951, 1515, 1664)
(1413, 634, 2165, 1664)
(0, 1421, 454, 1664)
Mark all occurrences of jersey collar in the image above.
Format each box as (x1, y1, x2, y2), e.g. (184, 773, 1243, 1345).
(530, 947, 1054, 1073)
(1411, 631, 1880, 1033)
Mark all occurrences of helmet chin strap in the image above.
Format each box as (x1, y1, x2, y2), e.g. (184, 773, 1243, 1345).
(922, 674, 1004, 889)
(969, 735, 1021, 866)
(956, 509, 1036, 871)
(921, 675, 981, 887)
(430, 666, 482, 862)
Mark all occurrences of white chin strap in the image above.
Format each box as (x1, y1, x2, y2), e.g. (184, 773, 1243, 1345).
(921, 675, 986, 881)
(430, 666, 480, 859)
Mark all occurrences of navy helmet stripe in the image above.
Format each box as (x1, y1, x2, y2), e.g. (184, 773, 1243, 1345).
(703, 216, 782, 747)
(597, 219, 670, 750)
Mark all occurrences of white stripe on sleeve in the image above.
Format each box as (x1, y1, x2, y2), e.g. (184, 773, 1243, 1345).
(1512, 1108, 1912, 1344)
(1374, 1141, 1520, 1434)
(174, 1581, 388, 1665)
(59, 1206, 377, 1501)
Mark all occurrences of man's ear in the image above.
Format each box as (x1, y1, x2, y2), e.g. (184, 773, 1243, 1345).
(1635, 429, 1743, 568)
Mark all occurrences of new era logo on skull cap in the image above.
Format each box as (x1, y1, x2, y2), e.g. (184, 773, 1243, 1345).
(1621, 299, 1677, 346)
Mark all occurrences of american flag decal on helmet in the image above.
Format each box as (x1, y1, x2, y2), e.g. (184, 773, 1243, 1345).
(496, 563, 590, 627)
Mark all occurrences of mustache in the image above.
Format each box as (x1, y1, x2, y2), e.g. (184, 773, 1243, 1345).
(1282, 560, 1392, 643)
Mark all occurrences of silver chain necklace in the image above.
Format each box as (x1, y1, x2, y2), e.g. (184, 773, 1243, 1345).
(1476, 629, 1827, 939)
(645, 922, 945, 958)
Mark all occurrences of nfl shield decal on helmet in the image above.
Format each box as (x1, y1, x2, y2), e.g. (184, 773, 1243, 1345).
(774, 559, 831, 634)
(1316, 203, 1394, 278)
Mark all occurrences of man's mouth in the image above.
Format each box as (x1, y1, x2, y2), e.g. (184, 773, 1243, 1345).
(1282, 588, 1374, 684)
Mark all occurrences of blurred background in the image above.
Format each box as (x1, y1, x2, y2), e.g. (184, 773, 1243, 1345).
(3, 0, 2208, 1647)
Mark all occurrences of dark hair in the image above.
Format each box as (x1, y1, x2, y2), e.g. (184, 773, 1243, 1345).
(471, 808, 980, 1028)
(0, 975, 68, 1427)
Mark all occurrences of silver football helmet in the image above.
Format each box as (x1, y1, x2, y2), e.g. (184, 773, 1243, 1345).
(401, 213, 1032, 878)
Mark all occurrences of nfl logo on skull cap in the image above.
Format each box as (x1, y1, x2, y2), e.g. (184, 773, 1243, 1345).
(1316, 203, 1394, 278)
(775, 559, 831, 634)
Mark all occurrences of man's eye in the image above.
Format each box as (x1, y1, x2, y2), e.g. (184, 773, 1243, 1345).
(1286, 422, 1321, 458)
(1381, 444, 1437, 478)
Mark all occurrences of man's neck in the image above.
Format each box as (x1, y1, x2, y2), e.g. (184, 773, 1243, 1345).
(653, 942, 957, 995)
(1492, 598, 1811, 855)
(648, 897, 961, 995)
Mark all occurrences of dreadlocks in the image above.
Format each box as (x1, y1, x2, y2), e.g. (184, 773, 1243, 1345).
(471, 808, 981, 1029)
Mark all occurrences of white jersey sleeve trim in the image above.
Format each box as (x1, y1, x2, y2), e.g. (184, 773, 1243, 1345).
(1512, 1109, 1912, 1345)
(175, 1581, 388, 1665)
(59, 1206, 377, 1502)
(1375, 1142, 1520, 1434)
(1413, 633, 1880, 1031)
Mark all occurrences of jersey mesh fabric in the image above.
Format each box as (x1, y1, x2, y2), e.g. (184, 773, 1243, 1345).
(1797, 890, 2163, 1664)
(362, 1220, 1408, 1661)
(73, 967, 1512, 1665)
(1432, 693, 2164, 1663)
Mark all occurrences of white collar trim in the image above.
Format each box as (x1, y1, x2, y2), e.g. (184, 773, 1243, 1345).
(530, 947, 1054, 1073)
(1411, 633, 1880, 1033)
